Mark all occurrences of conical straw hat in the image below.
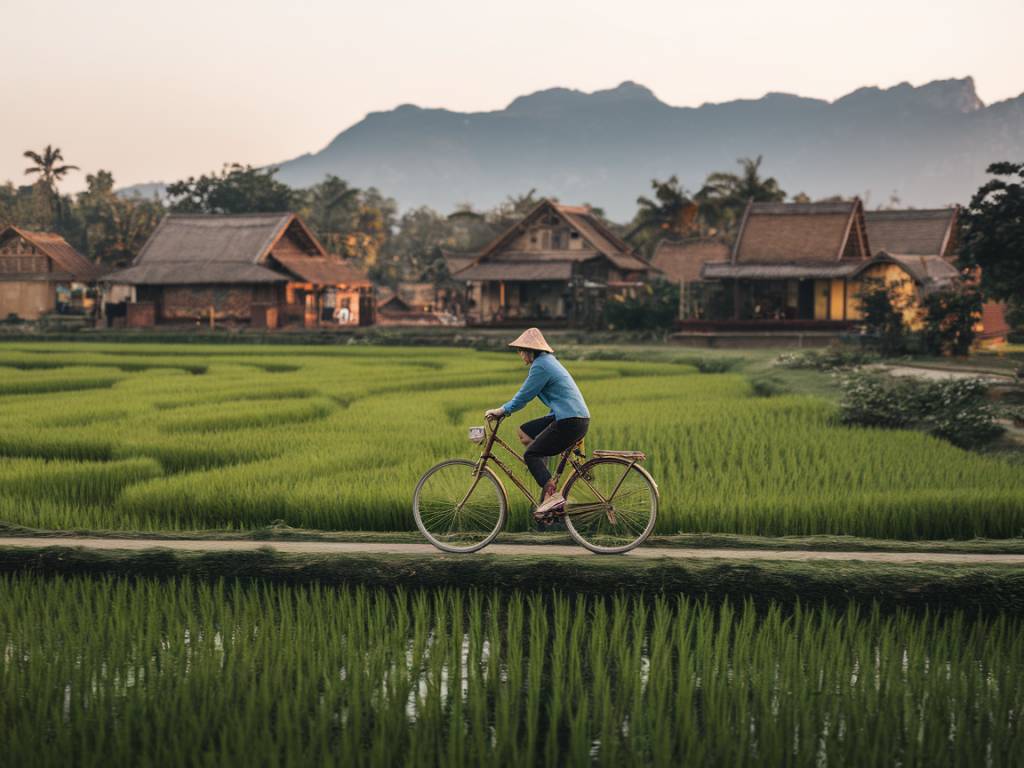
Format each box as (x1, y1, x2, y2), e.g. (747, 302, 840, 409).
(508, 327, 554, 354)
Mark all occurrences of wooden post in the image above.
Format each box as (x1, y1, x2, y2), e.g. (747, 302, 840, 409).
(208, 305, 215, 330)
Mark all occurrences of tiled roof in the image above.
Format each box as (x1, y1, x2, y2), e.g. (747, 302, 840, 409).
(490, 250, 599, 263)
(272, 254, 370, 285)
(453, 261, 574, 281)
(468, 199, 650, 275)
(703, 262, 862, 280)
(554, 204, 649, 271)
(859, 252, 959, 292)
(1, 226, 102, 282)
(733, 200, 865, 264)
(652, 238, 731, 284)
(864, 209, 957, 256)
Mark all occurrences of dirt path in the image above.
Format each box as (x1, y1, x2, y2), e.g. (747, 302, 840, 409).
(880, 364, 1013, 383)
(3, 537, 1024, 564)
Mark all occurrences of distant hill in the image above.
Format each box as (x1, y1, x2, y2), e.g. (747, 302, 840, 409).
(124, 77, 1024, 220)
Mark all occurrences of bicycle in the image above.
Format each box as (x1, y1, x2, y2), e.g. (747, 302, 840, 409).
(413, 414, 659, 555)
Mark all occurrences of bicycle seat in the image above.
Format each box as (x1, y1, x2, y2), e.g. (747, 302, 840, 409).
(593, 450, 646, 460)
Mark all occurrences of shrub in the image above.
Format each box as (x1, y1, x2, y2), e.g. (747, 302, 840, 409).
(694, 356, 740, 373)
(603, 278, 679, 331)
(776, 346, 880, 371)
(840, 372, 1004, 448)
(858, 279, 910, 355)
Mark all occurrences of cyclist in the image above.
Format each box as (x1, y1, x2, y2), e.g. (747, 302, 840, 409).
(484, 328, 590, 518)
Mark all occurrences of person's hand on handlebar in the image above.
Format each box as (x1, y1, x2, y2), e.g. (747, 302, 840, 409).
(484, 407, 505, 421)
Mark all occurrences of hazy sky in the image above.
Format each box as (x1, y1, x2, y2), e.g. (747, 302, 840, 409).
(2, 0, 1021, 193)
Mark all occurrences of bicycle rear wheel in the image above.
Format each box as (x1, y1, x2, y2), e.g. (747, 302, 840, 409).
(563, 458, 658, 554)
(413, 459, 507, 553)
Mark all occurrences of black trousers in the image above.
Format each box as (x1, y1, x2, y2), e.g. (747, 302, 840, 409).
(520, 415, 590, 488)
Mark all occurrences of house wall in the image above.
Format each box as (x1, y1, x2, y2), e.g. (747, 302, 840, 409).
(158, 285, 266, 322)
(0, 281, 55, 320)
(469, 281, 568, 322)
(510, 222, 589, 252)
(830, 280, 846, 320)
(269, 231, 313, 260)
(852, 264, 922, 328)
(0, 235, 49, 273)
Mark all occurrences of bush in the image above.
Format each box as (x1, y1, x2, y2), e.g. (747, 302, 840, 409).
(919, 286, 982, 356)
(694, 357, 741, 373)
(858, 279, 910, 355)
(776, 346, 880, 371)
(603, 279, 679, 331)
(839, 372, 1004, 449)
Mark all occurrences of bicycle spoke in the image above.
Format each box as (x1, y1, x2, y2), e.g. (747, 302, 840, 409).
(415, 461, 505, 551)
(564, 460, 655, 552)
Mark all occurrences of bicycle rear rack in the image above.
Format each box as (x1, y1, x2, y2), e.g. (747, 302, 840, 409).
(592, 450, 647, 461)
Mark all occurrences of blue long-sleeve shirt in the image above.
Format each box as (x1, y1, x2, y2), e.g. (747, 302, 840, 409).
(502, 354, 590, 420)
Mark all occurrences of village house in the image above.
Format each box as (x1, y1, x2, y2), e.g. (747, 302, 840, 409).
(864, 207, 1009, 344)
(671, 199, 985, 346)
(103, 213, 372, 328)
(0, 226, 102, 320)
(451, 199, 653, 327)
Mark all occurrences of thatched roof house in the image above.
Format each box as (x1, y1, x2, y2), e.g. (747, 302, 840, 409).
(865, 207, 1008, 341)
(0, 226, 102, 320)
(452, 199, 652, 327)
(703, 200, 871, 282)
(104, 213, 371, 328)
(691, 199, 970, 327)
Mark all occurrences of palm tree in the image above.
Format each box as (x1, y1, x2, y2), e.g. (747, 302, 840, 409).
(628, 176, 700, 244)
(23, 145, 79, 191)
(696, 156, 785, 233)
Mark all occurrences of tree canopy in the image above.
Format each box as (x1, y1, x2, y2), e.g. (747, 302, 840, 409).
(959, 161, 1024, 322)
(696, 156, 786, 233)
(166, 164, 295, 214)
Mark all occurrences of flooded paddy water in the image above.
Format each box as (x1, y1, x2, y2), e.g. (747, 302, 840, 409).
(2, 574, 1022, 766)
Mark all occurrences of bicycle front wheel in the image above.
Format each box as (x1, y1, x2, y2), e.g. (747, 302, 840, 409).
(413, 459, 507, 553)
(563, 458, 658, 554)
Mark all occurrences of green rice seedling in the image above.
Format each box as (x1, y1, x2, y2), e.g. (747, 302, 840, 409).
(1, 341, 1023, 539)
(2, 575, 1023, 766)
(0, 457, 162, 506)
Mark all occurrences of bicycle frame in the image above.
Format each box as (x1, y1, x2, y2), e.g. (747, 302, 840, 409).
(473, 417, 587, 505)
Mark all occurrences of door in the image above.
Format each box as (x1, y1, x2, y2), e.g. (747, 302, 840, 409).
(797, 280, 815, 320)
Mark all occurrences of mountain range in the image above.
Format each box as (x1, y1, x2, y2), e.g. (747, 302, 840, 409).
(127, 77, 1024, 220)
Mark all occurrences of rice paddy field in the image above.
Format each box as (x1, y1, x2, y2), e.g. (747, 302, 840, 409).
(1, 574, 1021, 767)
(1, 341, 1024, 540)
